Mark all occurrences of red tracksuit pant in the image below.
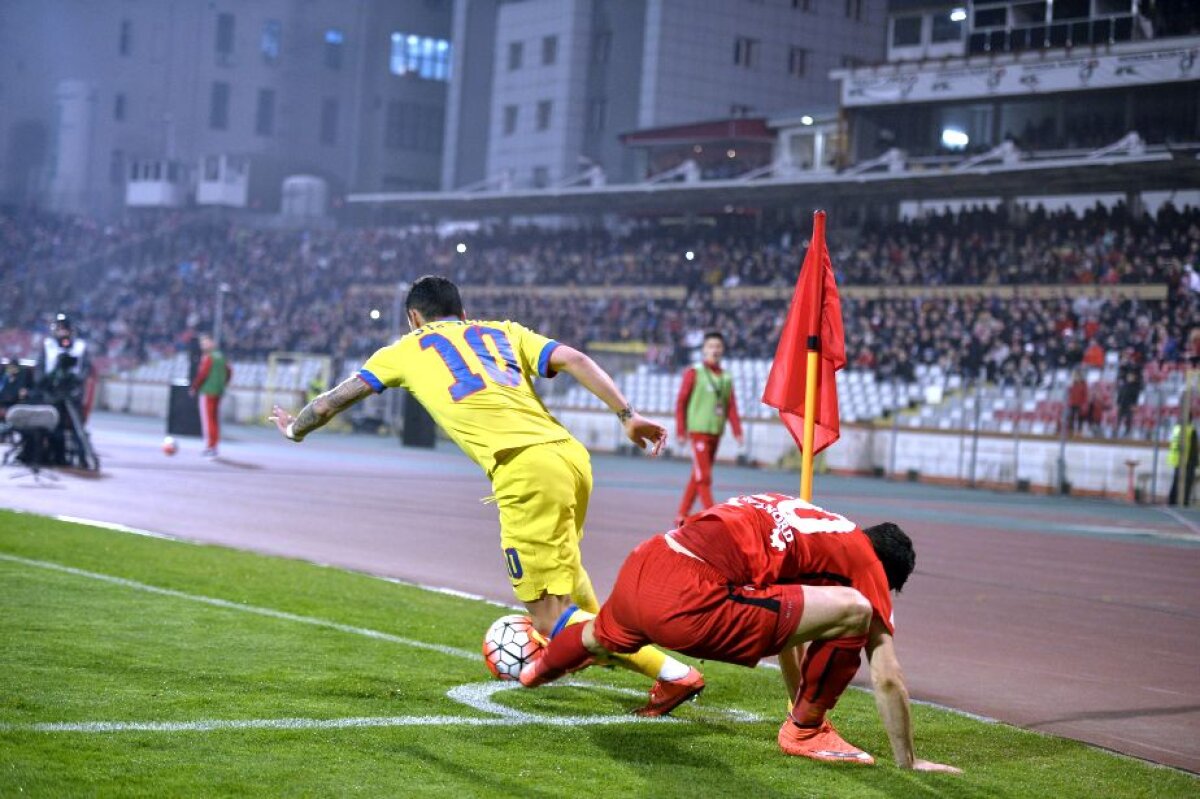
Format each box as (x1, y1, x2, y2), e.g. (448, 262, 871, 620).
(678, 432, 720, 518)
(198, 394, 221, 450)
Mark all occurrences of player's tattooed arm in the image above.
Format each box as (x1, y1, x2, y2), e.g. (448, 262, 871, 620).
(270, 376, 373, 441)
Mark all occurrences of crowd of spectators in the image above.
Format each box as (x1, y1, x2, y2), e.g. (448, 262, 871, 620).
(2, 203, 1197, 405)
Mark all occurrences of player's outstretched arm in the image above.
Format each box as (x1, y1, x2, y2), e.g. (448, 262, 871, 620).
(549, 345, 667, 455)
(866, 618, 962, 773)
(269, 375, 373, 442)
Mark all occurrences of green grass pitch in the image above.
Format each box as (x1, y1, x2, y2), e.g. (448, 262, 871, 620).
(0, 510, 1194, 797)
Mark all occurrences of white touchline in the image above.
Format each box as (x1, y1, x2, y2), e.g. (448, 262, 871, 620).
(0, 552, 476, 661)
(0, 553, 763, 733)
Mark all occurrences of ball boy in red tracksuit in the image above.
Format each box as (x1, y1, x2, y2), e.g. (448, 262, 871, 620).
(675, 331, 743, 527)
(190, 334, 231, 458)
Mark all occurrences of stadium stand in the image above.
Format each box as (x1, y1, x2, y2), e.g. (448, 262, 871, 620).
(2, 202, 1197, 441)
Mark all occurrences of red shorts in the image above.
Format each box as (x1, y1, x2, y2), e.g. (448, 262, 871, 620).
(592, 535, 805, 667)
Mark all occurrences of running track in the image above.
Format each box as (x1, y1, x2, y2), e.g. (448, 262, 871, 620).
(3, 414, 1199, 773)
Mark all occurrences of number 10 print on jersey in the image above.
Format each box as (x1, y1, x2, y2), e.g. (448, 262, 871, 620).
(421, 325, 522, 402)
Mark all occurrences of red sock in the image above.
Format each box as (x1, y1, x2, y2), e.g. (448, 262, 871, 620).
(539, 622, 592, 677)
(789, 639, 865, 726)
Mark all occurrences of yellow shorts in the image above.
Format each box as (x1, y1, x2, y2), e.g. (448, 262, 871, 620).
(491, 438, 592, 603)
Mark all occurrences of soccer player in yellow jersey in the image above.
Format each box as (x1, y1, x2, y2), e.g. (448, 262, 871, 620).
(269, 275, 704, 715)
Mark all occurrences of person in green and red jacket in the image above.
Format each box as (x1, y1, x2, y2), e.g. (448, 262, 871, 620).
(190, 334, 232, 458)
(674, 331, 743, 527)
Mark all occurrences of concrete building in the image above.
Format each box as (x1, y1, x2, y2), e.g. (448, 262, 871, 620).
(442, 0, 888, 190)
(833, 0, 1200, 164)
(0, 0, 451, 217)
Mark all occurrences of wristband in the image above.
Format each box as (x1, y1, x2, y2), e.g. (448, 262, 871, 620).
(286, 422, 304, 442)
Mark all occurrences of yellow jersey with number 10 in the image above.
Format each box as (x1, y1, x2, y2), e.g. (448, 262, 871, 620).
(356, 319, 571, 476)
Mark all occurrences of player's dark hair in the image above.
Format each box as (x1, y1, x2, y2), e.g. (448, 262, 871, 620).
(406, 275, 464, 320)
(703, 330, 725, 344)
(862, 522, 915, 592)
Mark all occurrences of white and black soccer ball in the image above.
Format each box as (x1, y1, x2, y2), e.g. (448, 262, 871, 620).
(482, 614, 545, 681)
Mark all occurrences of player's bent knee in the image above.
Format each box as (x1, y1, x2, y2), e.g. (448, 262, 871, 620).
(840, 590, 872, 637)
(791, 585, 872, 643)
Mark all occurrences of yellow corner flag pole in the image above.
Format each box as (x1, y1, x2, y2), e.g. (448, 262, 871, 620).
(800, 348, 819, 502)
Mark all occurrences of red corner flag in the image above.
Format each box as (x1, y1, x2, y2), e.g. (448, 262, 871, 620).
(762, 210, 846, 454)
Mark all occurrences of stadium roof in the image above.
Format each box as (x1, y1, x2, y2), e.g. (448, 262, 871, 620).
(347, 150, 1200, 218)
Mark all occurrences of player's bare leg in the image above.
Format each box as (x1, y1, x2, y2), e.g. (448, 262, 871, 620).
(778, 641, 806, 710)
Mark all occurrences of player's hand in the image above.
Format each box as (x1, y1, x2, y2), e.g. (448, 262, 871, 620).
(911, 759, 962, 774)
(624, 414, 667, 456)
(268, 405, 295, 438)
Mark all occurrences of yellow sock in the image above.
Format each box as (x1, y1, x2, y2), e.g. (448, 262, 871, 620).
(571, 569, 601, 615)
(565, 607, 594, 627)
(609, 646, 668, 681)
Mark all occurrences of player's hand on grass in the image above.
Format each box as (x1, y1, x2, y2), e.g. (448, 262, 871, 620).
(911, 759, 962, 774)
(268, 405, 296, 439)
(624, 414, 667, 456)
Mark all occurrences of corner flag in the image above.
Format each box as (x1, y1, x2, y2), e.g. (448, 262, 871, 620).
(761, 211, 846, 478)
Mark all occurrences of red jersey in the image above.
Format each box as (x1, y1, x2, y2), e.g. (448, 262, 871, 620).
(672, 492, 895, 633)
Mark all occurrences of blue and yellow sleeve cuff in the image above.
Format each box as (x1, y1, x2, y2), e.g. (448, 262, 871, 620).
(357, 368, 386, 393)
(537, 341, 560, 378)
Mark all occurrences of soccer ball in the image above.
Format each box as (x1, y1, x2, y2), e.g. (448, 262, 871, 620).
(162, 436, 178, 456)
(482, 614, 545, 681)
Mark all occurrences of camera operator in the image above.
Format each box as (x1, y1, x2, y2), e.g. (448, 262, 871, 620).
(24, 313, 99, 470)
(36, 313, 91, 407)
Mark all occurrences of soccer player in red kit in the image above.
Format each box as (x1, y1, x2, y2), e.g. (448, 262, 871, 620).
(674, 332, 743, 526)
(521, 492, 960, 772)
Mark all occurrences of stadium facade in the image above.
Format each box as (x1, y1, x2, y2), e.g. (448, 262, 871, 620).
(0, 0, 452, 218)
(356, 0, 1200, 221)
(441, 0, 889, 191)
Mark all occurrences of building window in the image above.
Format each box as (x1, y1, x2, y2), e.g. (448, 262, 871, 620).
(508, 40, 523, 71)
(261, 20, 281, 63)
(532, 166, 549, 188)
(255, 89, 275, 136)
(424, 104, 441, 152)
(844, 0, 862, 21)
(384, 102, 442, 152)
(114, 93, 126, 121)
(788, 47, 808, 77)
(734, 36, 759, 68)
(110, 149, 125, 185)
(931, 12, 964, 42)
(209, 82, 230, 130)
(390, 33, 452, 81)
(118, 19, 132, 56)
(588, 98, 607, 132)
(503, 105, 518, 135)
(325, 28, 344, 69)
(792, 0, 812, 10)
(593, 31, 611, 64)
(536, 100, 553, 131)
(320, 98, 338, 145)
(892, 16, 922, 47)
(385, 102, 405, 150)
(542, 35, 557, 66)
(216, 12, 235, 56)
